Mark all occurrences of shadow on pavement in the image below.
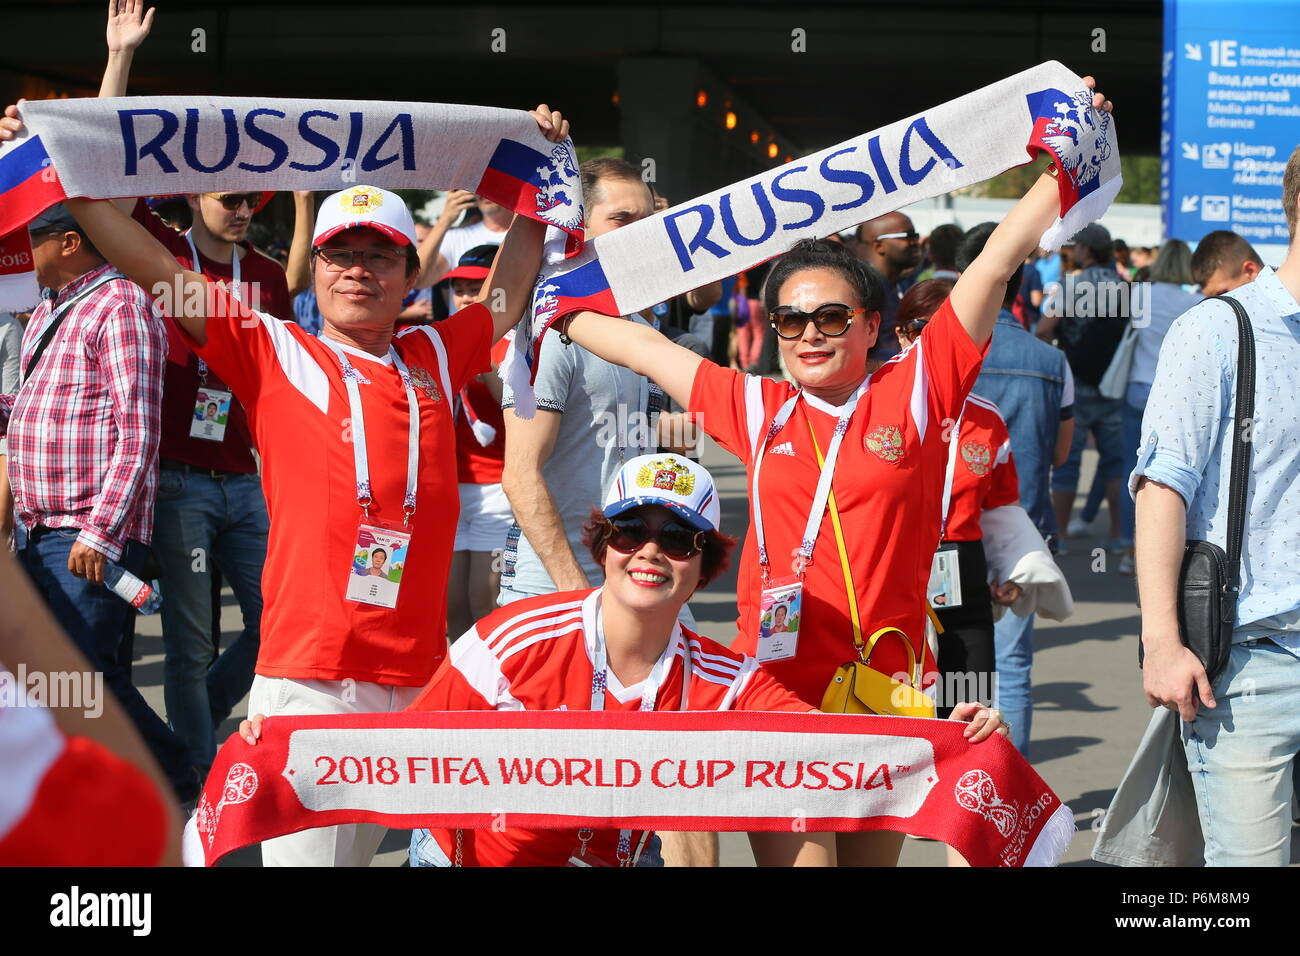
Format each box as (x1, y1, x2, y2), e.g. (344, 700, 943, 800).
(1034, 681, 1119, 713)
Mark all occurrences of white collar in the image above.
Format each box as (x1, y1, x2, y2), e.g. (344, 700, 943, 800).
(581, 588, 685, 705)
(322, 334, 395, 365)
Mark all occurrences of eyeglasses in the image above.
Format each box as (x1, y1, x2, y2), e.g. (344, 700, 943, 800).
(769, 303, 868, 340)
(203, 192, 264, 212)
(315, 246, 406, 273)
(605, 515, 706, 561)
(875, 231, 919, 242)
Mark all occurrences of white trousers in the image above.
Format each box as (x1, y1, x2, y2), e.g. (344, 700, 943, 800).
(248, 674, 423, 867)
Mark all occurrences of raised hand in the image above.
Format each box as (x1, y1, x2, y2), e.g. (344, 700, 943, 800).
(106, 0, 155, 55)
(529, 104, 570, 144)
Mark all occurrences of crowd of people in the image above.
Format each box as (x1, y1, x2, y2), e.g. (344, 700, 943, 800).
(1, 0, 1298, 869)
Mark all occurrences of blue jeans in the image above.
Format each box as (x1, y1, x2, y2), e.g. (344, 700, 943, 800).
(18, 525, 196, 798)
(992, 611, 1034, 758)
(1051, 381, 1125, 497)
(1119, 398, 1146, 544)
(1184, 639, 1300, 866)
(409, 828, 664, 867)
(153, 470, 268, 776)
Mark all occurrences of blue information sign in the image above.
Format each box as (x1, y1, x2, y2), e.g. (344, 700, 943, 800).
(1162, 0, 1300, 251)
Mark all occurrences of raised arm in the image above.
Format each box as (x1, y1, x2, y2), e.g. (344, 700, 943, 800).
(98, 0, 154, 97)
(559, 312, 705, 410)
(949, 78, 1113, 348)
(285, 191, 315, 297)
(64, 198, 208, 343)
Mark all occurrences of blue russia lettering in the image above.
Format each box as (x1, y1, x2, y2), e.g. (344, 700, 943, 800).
(118, 107, 418, 177)
(663, 116, 962, 272)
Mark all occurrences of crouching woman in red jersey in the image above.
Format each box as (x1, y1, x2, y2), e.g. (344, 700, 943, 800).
(239, 454, 1007, 866)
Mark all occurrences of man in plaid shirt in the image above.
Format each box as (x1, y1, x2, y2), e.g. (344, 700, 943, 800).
(0, 204, 196, 800)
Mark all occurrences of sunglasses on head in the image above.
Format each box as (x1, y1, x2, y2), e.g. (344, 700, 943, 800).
(204, 192, 264, 212)
(769, 303, 868, 340)
(605, 514, 706, 560)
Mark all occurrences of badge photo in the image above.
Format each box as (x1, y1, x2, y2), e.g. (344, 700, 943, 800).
(756, 578, 803, 663)
(346, 524, 412, 609)
(926, 548, 964, 609)
(190, 388, 233, 442)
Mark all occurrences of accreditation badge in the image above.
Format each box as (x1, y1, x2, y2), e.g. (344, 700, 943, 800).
(346, 523, 412, 608)
(190, 387, 233, 442)
(926, 547, 963, 610)
(756, 577, 803, 663)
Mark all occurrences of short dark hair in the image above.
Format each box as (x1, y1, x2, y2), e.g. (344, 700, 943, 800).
(371, 547, 388, 561)
(763, 238, 884, 315)
(1285, 144, 1300, 240)
(926, 224, 964, 272)
(32, 226, 102, 261)
(956, 222, 1023, 310)
(1190, 230, 1264, 285)
(580, 157, 648, 210)
(581, 508, 735, 590)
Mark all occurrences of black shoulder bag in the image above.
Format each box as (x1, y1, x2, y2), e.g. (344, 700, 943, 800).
(1138, 294, 1254, 683)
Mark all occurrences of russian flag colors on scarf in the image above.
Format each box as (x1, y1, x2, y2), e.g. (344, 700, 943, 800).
(0, 61, 1121, 400)
(181, 710, 1076, 868)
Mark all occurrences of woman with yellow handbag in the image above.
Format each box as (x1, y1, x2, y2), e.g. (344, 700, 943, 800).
(558, 82, 1114, 866)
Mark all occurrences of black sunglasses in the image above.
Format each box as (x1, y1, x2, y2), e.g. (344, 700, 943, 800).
(605, 515, 706, 560)
(204, 191, 265, 211)
(769, 303, 868, 340)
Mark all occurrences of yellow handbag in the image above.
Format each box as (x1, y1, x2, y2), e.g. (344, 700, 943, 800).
(808, 421, 937, 718)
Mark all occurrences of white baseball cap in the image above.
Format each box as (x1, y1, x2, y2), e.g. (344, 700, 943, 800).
(603, 454, 720, 532)
(313, 185, 418, 247)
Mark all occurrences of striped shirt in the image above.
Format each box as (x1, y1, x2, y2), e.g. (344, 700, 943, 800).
(0, 263, 165, 560)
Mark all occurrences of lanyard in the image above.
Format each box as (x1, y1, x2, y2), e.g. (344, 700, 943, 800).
(751, 381, 868, 584)
(322, 340, 421, 526)
(588, 592, 690, 866)
(22, 272, 123, 386)
(186, 231, 241, 380)
(939, 401, 966, 540)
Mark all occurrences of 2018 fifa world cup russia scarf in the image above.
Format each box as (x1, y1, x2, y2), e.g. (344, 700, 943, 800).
(180, 710, 1077, 867)
(0, 60, 1120, 412)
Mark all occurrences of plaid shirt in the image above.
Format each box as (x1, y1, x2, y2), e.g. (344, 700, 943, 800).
(0, 263, 165, 561)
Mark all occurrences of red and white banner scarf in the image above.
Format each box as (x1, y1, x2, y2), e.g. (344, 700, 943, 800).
(181, 710, 1075, 867)
(0, 62, 1121, 410)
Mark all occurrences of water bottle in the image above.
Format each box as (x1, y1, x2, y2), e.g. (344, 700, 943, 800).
(103, 562, 163, 615)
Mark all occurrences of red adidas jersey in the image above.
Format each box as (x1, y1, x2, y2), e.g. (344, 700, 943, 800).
(689, 297, 986, 706)
(941, 394, 1020, 542)
(454, 335, 511, 484)
(408, 588, 813, 866)
(182, 286, 492, 686)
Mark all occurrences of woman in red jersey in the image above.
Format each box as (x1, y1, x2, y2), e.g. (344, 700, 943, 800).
(554, 79, 1112, 866)
(240, 455, 1007, 866)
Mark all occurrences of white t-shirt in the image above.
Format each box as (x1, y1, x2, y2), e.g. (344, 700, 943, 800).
(437, 221, 510, 306)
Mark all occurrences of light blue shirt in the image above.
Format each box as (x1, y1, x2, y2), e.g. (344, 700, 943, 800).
(1131, 266, 1300, 649)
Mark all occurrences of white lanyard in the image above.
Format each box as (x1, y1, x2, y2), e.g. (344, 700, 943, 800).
(186, 230, 241, 380)
(939, 401, 966, 540)
(588, 594, 690, 866)
(751, 381, 868, 584)
(322, 340, 422, 526)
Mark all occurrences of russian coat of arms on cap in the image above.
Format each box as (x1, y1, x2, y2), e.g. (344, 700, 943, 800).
(864, 425, 905, 463)
(636, 456, 695, 496)
(340, 186, 384, 213)
(961, 441, 992, 476)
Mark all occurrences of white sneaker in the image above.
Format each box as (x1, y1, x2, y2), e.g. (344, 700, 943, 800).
(1067, 517, 1092, 538)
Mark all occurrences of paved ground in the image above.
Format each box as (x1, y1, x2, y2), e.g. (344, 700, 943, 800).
(132, 436, 1298, 866)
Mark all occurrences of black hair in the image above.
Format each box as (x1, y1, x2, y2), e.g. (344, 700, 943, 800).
(580, 157, 650, 210)
(956, 222, 1023, 310)
(926, 223, 964, 272)
(762, 238, 884, 315)
(371, 547, 388, 562)
(1190, 230, 1264, 285)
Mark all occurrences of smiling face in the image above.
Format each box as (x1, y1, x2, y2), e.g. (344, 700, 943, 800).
(776, 267, 878, 400)
(314, 228, 416, 334)
(601, 505, 703, 616)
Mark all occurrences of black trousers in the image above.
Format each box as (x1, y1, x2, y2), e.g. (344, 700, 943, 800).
(932, 540, 995, 717)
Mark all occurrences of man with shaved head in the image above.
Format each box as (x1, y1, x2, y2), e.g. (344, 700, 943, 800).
(854, 212, 922, 360)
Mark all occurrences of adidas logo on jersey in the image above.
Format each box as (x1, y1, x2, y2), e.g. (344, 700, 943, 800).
(769, 441, 796, 457)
